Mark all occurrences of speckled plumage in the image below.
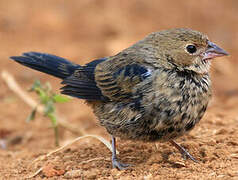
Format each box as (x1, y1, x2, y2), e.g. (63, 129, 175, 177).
(92, 28, 212, 142)
(10, 28, 228, 169)
(94, 68, 211, 142)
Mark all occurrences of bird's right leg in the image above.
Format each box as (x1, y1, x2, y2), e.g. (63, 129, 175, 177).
(170, 140, 198, 162)
(111, 136, 130, 170)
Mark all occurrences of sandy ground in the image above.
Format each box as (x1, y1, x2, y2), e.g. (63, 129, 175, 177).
(0, 1, 238, 179)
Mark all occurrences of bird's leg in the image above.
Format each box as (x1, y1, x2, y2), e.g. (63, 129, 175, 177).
(170, 140, 198, 162)
(111, 136, 130, 170)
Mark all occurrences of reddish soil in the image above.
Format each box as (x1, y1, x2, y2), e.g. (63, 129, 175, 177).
(0, 1, 238, 179)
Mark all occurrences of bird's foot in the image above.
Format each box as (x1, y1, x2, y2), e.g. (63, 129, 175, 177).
(112, 158, 130, 170)
(170, 140, 198, 163)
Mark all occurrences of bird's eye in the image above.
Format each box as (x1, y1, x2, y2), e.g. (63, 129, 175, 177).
(186, 45, 197, 54)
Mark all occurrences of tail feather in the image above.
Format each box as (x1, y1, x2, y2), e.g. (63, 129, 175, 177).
(10, 52, 79, 79)
(10, 52, 109, 101)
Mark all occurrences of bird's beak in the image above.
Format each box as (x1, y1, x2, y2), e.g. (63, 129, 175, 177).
(203, 41, 229, 60)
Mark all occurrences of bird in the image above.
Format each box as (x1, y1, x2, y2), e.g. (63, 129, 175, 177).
(10, 28, 228, 170)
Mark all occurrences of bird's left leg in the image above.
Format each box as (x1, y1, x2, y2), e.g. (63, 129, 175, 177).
(170, 140, 198, 162)
(111, 136, 130, 170)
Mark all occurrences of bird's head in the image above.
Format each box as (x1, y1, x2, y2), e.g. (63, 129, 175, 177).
(145, 28, 229, 74)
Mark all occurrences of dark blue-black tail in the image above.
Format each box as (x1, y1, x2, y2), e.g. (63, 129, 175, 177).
(10, 52, 108, 101)
(10, 52, 79, 79)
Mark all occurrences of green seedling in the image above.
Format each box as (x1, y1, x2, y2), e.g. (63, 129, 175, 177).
(27, 80, 70, 146)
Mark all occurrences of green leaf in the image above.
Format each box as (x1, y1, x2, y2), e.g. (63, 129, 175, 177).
(53, 94, 70, 103)
(44, 100, 55, 115)
(35, 87, 48, 104)
(26, 107, 37, 122)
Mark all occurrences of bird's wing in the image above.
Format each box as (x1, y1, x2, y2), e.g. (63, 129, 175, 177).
(95, 55, 152, 101)
(61, 54, 152, 102)
(61, 58, 109, 101)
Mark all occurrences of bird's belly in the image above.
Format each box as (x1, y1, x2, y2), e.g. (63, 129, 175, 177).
(92, 95, 208, 142)
(146, 104, 208, 141)
(143, 91, 209, 141)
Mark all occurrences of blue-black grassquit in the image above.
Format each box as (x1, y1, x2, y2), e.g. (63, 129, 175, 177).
(10, 28, 228, 169)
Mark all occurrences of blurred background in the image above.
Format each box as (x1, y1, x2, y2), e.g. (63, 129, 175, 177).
(0, 0, 238, 178)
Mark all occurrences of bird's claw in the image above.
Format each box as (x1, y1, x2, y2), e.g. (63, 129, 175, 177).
(112, 158, 130, 170)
